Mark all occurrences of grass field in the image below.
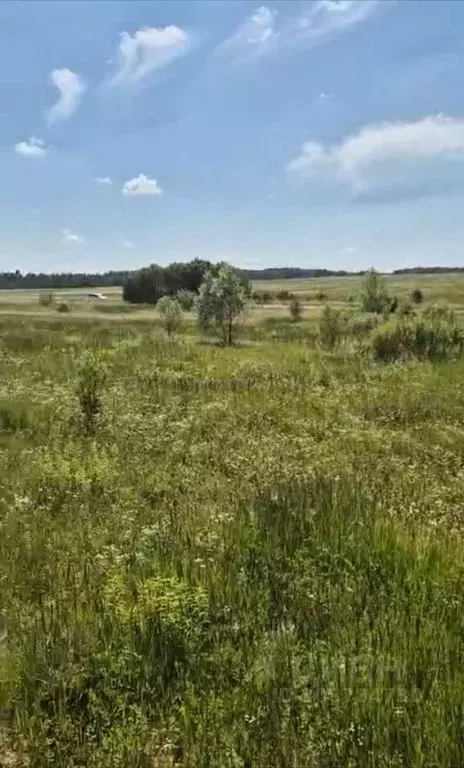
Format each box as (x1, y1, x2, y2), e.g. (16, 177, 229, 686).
(1, 274, 464, 766)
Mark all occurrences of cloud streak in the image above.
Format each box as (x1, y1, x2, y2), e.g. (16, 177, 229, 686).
(287, 115, 464, 198)
(61, 228, 84, 244)
(218, 0, 380, 62)
(110, 25, 191, 86)
(48, 69, 86, 124)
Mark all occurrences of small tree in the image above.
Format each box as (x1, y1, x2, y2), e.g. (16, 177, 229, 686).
(359, 269, 396, 314)
(289, 297, 303, 321)
(195, 264, 246, 345)
(319, 305, 344, 349)
(157, 296, 183, 338)
(411, 288, 424, 304)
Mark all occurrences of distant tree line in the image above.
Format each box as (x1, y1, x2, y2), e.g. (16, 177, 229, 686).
(0, 270, 130, 290)
(1, 265, 463, 292)
(392, 267, 464, 275)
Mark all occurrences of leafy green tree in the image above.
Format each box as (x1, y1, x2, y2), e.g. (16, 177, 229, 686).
(196, 264, 247, 345)
(123, 265, 165, 304)
(360, 269, 397, 314)
(157, 296, 183, 338)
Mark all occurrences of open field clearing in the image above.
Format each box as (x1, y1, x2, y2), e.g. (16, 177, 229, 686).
(0, 274, 464, 766)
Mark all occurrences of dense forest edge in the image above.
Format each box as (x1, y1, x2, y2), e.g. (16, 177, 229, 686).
(0, 264, 463, 290)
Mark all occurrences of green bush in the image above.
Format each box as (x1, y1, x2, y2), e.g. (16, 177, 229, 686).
(38, 292, 54, 307)
(360, 269, 397, 314)
(275, 289, 294, 302)
(289, 297, 303, 321)
(411, 288, 424, 304)
(371, 306, 463, 362)
(319, 305, 344, 349)
(176, 289, 196, 312)
(56, 302, 70, 313)
(157, 296, 183, 338)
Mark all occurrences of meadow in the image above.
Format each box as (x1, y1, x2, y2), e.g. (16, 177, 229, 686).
(1, 273, 464, 766)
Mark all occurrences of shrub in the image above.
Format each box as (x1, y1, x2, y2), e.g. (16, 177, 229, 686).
(319, 305, 344, 349)
(289, 297, 303, 321)
(315, 290, 328, 302)
(56, 302, 70, 313)
(157, 296, 183, 338)
(251, 290, 275, 304)
(360, 269, 396, 314)
(176, 290, 196, 312)
(275, 289, 293, 302)
(346, 313, 379, 338)
(411, 288, 424, 304)
(371, 306, 463, 362)
(398, 300, 414, 317)
(76, 353, 106, 436)
(38, 292, 54, 307)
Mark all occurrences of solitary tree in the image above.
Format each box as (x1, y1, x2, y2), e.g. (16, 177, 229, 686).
(157, 296, 183, 338)
(360, 269, 397, 314)
(196, 264, 247, 345)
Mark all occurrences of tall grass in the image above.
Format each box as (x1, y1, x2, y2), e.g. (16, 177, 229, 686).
(0, 313, 463, 766)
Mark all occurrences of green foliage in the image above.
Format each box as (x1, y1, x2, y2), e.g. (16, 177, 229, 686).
(176, 289, 196, 311)
(275, 289, 294, 302)
(122, 259, 243, 305)
(360, 268, 397, 314)
(56, 301, 70, 313)
(196, 264, 247, 345)
(76, 352, 106, 435)
(289, 296, 303, 321)
(123, 264, 165, 304)
(157, 296, 183, 338)
(371, 306, 463, 362)
(411, 288, 424, 304)
(38, 292, 54, 307)
(318, 304, 344, 348)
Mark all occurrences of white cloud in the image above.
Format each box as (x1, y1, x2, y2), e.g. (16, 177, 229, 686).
(48, 69, 86, 124)
(318, 91, 332, 100)
(218, 0, 379, 61)
(287, 115, 464, 194)
(96, 176, 113, 185)
(61, 228, 84, 244)
(122, 173, 163, 196)
(123, 240, 135, 248)
(110, 25, 190, 85)
(217, 7, 278, 60)
(15, 136, 46, 158)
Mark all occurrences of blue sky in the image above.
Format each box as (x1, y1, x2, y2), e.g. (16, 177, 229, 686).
(2, 0, 464, 273)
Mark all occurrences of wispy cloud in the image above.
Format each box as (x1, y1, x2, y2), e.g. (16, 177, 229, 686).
(48, 69, 86, 124)
(122, 173, 163, 196)
(218, 0, 380, 62)
(110, 25, 191, 86)
(61, 228, 84, 244)
(15, 136, 47, 158)
(96, 176, 113, 185)
(123, 240, 135, 248)
(287, 115, 464, 198)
